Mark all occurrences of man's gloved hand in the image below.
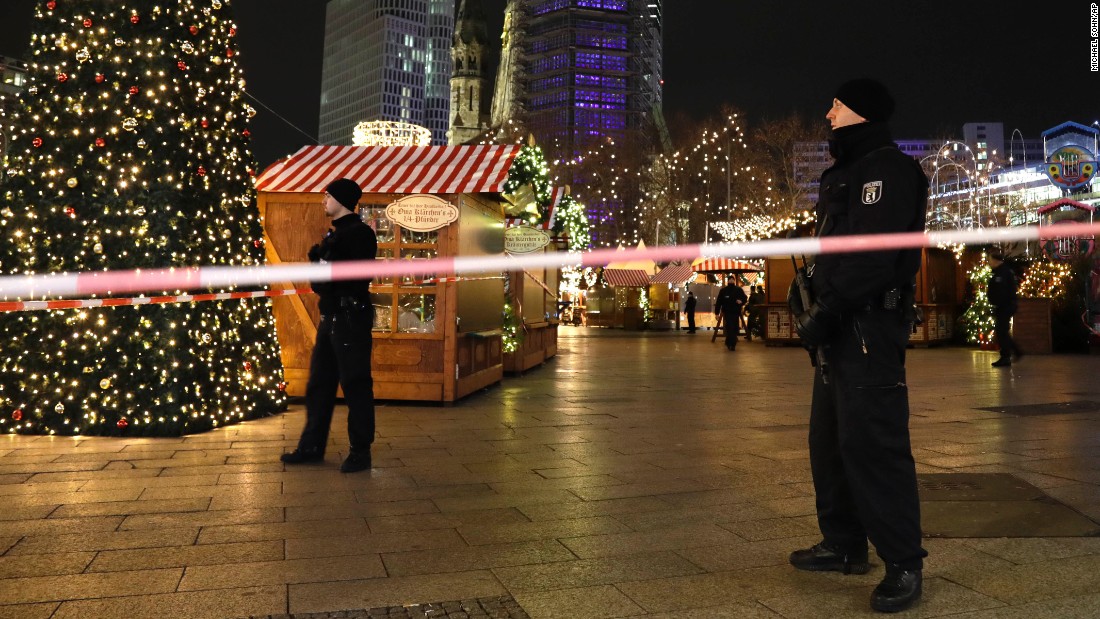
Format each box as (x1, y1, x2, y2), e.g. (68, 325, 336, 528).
(794, 302, 839, 347)
(307, 244, 322, 263)
(787, 278, 805, 315)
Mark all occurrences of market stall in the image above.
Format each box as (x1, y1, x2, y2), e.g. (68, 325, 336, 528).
(255, 144, 523, 402)
(649, 262, 698, 330)
(760, 248, 956, 346)
(502, 188, 566, 373)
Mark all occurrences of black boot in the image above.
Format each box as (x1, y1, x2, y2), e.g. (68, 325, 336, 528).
(280, 448, 323, 464)
(340, 450, 372, 473)
(789, 542, 871, 574)
(870, 567, 922, 613)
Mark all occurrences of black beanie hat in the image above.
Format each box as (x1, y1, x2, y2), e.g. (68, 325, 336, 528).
(325, 178, 362, 210)
(835, 78, 895, 122)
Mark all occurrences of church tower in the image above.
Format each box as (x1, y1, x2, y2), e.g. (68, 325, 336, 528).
(490, 0, 524, 133)
(447, 0, 490, 145)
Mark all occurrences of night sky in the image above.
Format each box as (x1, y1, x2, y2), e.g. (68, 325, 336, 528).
(1, 1, 1097, 168)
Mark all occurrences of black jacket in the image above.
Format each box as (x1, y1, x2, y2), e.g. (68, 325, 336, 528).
(715, 284, 747, 316)
(311, 213, 377, 314)
(811, 122, 928, 312)
(988, 262, 1018, 315)
(684, 295, 697, 313)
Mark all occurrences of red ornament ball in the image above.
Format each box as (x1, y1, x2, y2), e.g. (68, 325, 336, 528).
(129, 85, 139, 95)
(117, 418, 129, 428)
(11, 409, 22, 421)
(32, 137, 43, 148)
(243, 362, 252, 371)
(130, 14, 139, 24)
(177, 61, 187, 71)
(277, 382, 287, 392)
(46, 1, 56, 10)
(253, 239, 263, 248)
(196, 166, 206, 176)
(94, 138, 105, 147)
(189, 25, 199, 35)
(82, 18, 92, 28)
(226, 48, 234, 58)
(95, 73, 105, 83)
(64, 206, 75, 215)
(57, 72, 68, 82)
(229, 27, 237, 36)
(241, 129, 250, 137)
(201, 119, 209, 128)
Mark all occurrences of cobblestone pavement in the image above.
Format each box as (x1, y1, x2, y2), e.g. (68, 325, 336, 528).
(2, 328, 1100, 618)
(244, 595, 528, 618)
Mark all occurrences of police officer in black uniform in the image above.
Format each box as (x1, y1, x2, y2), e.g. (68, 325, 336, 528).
(987, 251, 1022, 367)
(715, 278, 748, 350)
(281, 178, 378, 473)
(787, 79, 928, 613)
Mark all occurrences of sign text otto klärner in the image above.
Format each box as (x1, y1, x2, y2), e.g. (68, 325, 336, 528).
(385, 194, 459, 232)
(504, 226, 551, 254)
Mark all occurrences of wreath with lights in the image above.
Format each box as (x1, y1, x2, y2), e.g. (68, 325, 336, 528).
(503, 145, 553, 227)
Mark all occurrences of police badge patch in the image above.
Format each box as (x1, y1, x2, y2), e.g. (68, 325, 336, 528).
(862, 181, 883, 204)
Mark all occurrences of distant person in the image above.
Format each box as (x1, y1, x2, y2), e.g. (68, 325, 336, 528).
(746, 285, 765, 340)
(715, 277, 747, 350)
(684, 291, 697, 333)
(281, 178, 377, 473)
(988, 251, 1022, 367)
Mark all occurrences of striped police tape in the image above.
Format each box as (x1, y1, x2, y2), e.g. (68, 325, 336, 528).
(1, 222, 1097, 303)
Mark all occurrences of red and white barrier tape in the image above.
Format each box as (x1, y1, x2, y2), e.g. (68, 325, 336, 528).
(1, 223, 1097, 302)
(0, 276, 506, 313)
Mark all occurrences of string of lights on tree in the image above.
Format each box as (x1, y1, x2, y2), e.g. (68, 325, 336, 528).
(960, 254, 995, 345)
(0, 0, 286, 436)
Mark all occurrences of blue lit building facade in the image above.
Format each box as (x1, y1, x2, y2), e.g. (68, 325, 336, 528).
(320, 0, 455, 146)
(524, 0, 662, 160)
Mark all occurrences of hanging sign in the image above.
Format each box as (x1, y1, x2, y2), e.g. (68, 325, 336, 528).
(504, 226, 551, 254)
(385, 194, 459, 232)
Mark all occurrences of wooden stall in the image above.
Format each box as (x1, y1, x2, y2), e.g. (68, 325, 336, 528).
(255, 145, 523, 402)
(761, 248, 956, 346)
(502, 201, 564, 374)
(590, 269, 651, 329)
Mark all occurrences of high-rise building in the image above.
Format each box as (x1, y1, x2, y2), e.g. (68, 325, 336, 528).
(522, 0, 663, 160)
(0, 55, 27, 157)
(319, 0, 455, 146)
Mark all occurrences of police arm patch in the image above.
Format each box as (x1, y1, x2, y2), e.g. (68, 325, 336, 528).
(862, 181, 882, 205)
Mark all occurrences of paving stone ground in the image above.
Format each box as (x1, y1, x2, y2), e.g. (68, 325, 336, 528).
(2, 328, 1100, 618)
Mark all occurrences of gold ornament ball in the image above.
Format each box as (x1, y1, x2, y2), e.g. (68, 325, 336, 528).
(93, 242, 103, 253)
(54, 403, 65, 414)
(66, 177, 78, 188)
(137, 139, 147, 148)
(99, 378, 111, 389)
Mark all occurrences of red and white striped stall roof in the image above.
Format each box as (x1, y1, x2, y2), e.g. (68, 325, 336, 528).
(254, 144, 522, 195)
(602, 268, 652, 287)
(690, 257, 763, 273)
(505, 186, 567, 231)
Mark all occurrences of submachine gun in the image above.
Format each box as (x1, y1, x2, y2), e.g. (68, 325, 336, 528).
(790, 255, 830, 384)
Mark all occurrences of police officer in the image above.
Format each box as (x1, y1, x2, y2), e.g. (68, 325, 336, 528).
(787, 79, 928, 613)
(715, 277, 747, 350)
(281, 178, 378, 473)
(987, 251, 1022, 367)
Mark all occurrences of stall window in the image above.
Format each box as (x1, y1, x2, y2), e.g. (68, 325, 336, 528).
(361, 206, 439, 334)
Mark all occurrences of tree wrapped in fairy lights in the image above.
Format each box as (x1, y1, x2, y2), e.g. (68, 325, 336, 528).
(959, 255, 995, 345)
(0, 0, 286, 435)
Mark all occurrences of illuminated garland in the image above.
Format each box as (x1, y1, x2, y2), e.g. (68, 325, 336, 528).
(960, 256, 996, 344)
(1020, 259, 1073, 299)
(0, 0, 286, 436)
(503, 145, 553, 227)
(552, 194, 591, 252)
(708, 211, 816, 242)
(502, 300, 522, 354)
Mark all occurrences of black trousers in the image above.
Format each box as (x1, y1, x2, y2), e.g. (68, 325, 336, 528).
(686, 311, 696, 331)
(724, 310, 741, 348)
(808, 307, 926, 570)
(994, 311, 1019, 359)
(298, 308, 375, 455)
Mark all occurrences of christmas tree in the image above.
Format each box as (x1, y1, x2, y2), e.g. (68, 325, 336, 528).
(0, 0, 286, 435)
(960, 254, 995, 345)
